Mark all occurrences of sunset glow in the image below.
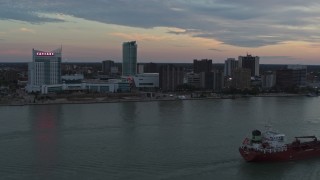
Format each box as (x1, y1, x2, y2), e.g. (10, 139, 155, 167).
(0, 1, 319, 64)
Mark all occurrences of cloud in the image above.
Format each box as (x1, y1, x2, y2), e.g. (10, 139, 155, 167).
(208, 48, 225, 52)
(261, 56, 293, 59)
(308, 43, 320, 48)
(260, 56, 296, 61)
(167, 29, 201, 35)
(19, 27, 36, 34)
(0, 11, 65, 24)
(1, 0, 320, 47)
(110, 32, 170, 41)
(170, 7, 185, 12)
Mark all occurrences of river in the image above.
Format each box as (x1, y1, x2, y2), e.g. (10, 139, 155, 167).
(1, 97, 320, 179)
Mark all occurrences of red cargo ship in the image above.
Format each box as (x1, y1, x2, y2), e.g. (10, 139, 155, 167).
(239, 129, 320, 162)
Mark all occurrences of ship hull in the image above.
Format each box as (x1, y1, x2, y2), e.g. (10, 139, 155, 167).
(239, 146, 320, 162)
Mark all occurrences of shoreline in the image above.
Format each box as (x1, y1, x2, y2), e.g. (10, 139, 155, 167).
(0, 93, 310, 107)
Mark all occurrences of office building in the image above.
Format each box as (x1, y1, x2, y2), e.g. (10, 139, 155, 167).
(122, 41, 137, 76)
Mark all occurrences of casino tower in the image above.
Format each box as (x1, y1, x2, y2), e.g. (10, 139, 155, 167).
(27, 48, 62, 92)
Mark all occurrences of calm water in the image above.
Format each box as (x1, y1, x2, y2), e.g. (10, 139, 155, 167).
(1, 97, 320, 179)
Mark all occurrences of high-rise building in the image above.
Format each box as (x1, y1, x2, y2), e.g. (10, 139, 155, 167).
(27, 48, 62, 92)
(238, 55, 259, 77)
(193, 59, 212, 73)
(159, 64, 184, 91)
(224, 58, 238, 77)
(122, 41, 137, 76)
(102, 60, 115, 75)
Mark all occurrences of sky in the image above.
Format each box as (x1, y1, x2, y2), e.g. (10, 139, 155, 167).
(0, 0, 320, 64)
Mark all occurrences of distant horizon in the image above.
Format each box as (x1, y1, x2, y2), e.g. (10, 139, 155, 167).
(1, 60, 320, 66)
(0, 49, 319, 65)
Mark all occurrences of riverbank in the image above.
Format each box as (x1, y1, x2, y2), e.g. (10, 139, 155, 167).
(0, 93, 311, 106)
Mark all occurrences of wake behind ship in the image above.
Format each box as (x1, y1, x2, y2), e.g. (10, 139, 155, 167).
(239, 129, 320, 162)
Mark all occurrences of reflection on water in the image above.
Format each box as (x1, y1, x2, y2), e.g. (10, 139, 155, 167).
(237, 162, 294, 180)
(30, 106, 62, 179)
(158, 100, 185, 123)
(119, 102, 138, 123)
(238, 158, 320, 180)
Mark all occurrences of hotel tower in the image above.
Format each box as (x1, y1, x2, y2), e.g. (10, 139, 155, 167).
(27, 48, 62, 92)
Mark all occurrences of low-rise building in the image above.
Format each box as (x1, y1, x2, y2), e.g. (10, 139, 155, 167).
(40, 79, 130, 94)
(132, 73, 159, 91)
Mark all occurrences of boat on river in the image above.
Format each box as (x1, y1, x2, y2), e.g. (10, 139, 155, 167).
(239, 129, 320, 162)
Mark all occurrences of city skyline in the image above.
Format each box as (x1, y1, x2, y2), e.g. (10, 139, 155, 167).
(0, 1, 320, 64)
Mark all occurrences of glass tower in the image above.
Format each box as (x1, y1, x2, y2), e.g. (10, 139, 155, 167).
(122, 41, 137, 76)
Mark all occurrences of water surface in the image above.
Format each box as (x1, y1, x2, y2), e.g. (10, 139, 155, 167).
(1, 97, 320, 179)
